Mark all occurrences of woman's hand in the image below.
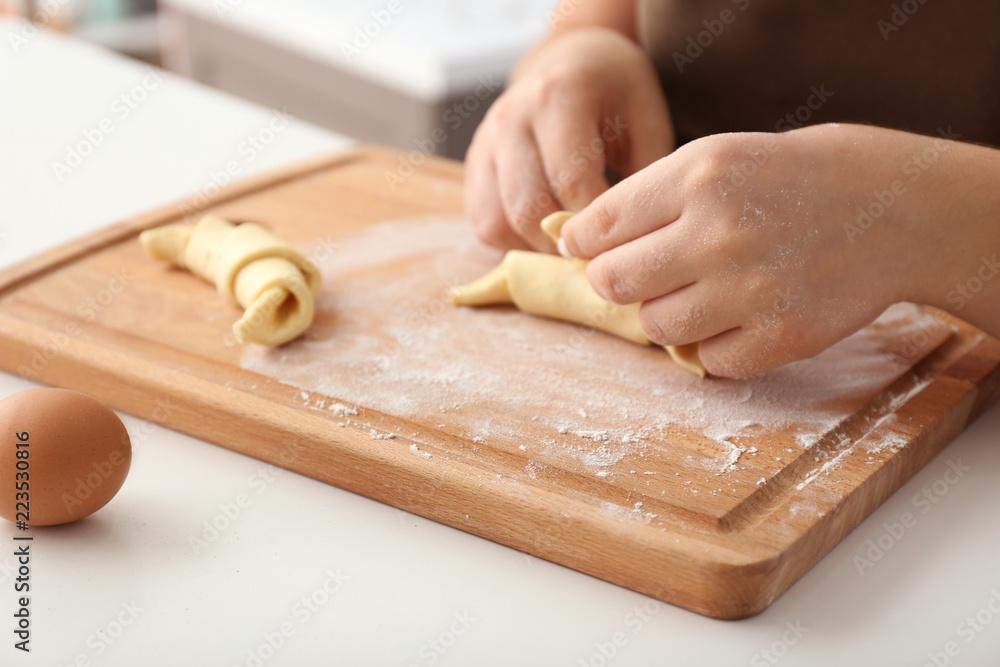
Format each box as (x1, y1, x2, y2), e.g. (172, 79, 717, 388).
(561, 123, 1000, 378)
(464, 27, 673, 252)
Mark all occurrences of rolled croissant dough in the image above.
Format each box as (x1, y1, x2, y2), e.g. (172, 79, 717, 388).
(139, 215, 321, 346)
(449, 211, 705, 377)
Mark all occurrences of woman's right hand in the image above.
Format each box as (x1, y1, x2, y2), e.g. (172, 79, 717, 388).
(464, 27, 674, 252)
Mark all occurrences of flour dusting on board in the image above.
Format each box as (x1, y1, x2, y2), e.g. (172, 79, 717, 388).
(241, 217, 948, 479)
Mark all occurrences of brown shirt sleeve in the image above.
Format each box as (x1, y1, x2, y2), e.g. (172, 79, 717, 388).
(638, 0, 1000, 147)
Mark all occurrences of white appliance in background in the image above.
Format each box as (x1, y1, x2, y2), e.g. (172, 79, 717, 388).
(159, 0, 552, 159)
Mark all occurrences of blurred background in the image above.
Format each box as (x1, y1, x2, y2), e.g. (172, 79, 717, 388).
(0, 0, 553, 158)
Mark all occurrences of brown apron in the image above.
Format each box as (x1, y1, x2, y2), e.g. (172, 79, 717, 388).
(638, 0, 1000, 146)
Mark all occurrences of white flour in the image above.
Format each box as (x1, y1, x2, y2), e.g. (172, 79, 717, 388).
(241, 217, 949, 489)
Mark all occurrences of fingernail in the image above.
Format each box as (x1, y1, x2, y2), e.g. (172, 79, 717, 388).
(557, 238, 574, 258)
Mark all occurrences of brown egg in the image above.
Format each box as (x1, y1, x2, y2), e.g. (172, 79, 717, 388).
(0, 388, 131, 526)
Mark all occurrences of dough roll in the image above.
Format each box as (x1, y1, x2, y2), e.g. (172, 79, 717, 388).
(451, 251, 650, 345)
(450, 212, 705, 377)
(139, 215, 322, 346)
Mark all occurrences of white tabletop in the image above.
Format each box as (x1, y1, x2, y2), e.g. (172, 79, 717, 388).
(1, 20, 999, 667)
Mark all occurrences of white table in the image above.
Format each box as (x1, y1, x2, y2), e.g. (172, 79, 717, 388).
(1, 20, 999, 666)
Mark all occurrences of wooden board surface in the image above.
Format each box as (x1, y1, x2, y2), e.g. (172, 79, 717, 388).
(2, 146, 999, 619)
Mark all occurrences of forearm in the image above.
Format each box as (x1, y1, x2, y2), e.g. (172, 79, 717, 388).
(511, 0, 638, 80)
(920, 139, 1000, 338)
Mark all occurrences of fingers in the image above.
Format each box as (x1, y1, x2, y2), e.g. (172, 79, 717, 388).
(532, 103, 611, 212)
(494, 128, 561, 252)
(697, 327, 789, 379)
(466, 87, 611, 253)
(693, 328, 755, 379)
(636, 287, 778, 379)
(632, 273, 826, 379)
(464, 139, 531, 251)
(696, 309, 844, 378)
(637, 283, 745, 349)
(560, 154, 686, 260)
(584, 222, 698, 304)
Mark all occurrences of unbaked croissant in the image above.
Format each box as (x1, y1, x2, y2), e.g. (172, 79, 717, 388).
(449, 211, 705, 376)
(140, 215, 321, 346)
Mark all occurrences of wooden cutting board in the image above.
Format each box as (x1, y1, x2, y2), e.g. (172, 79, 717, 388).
(2, 146, 999, 619)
